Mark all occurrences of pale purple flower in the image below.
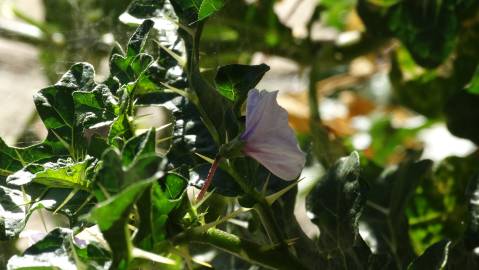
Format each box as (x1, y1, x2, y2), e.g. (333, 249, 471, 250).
(240, 89, 306, 180)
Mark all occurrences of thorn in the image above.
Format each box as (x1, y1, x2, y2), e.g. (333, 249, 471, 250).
(265, 178, 303, 205)
(53, 188, 79, 215)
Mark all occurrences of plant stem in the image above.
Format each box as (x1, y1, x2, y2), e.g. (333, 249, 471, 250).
(253, 200, 284, 245)
(173, 227, 308, 270)
(179, 23, 222, 145)
(308, 53, 337, 168)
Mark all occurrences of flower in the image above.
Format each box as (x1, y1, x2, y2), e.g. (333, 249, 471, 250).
(240, 89, 306, 180)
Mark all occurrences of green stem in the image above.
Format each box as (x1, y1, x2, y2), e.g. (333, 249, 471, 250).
(179, 23, 222, 145)
(253, 200, 284, 245)
(308, 50, 345, 168)
(189, 91, 221, 144)
(174, 228, 308, 270)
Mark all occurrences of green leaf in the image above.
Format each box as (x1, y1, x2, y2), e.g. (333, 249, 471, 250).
(360, 158, 432, 269)
(198, 0, 225, 20)
(7, 228, 110, 270)
(466, 65, 479, 94)
(110, 20, 164, 96)
(39, 188, 95, 226)
(124, 0, 188, 94)
(1, 186, 29, 240)
(57, 62, 96, 91)
(0, 138, 56, 176)
(85, 180, 159, 269)
(162, 96, 216, 165)
(34, 84, 76, 150)
(0, 186, 55, 241)
(73, 84, 119, 135)
(173, 0, 225, 21)
(133, 174, 189, 249)
(407, 240, 452, 270)
(215, 64, 269, 103)
(85, 178, 155, 231)
(108, 113, 134, 148)
(127, 0, 163, 18)
(306, 152, 367, 251)
(94, 151, 161, 198)
(161, 96, 243, 196)
(407, 239, 478, 269)
(6, 156, 98, 191)
(407, 155, 477, 254)
(150, 174, 187, 242)
(87, 130, 162, 269)
(358, 0, 461, 68)
(121, 128, 156, 166)
(111, 53, 157, 95)
(95, 129, 163, 197)
(34, 63, 118, 160)
(445, 91, 479, 144)
(127, 19, 154, 57)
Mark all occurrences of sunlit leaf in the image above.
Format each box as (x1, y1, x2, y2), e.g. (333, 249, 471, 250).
(7, 156, 97, 190)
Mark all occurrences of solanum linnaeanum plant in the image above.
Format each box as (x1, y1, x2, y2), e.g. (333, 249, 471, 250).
(2, 1, 479, 270)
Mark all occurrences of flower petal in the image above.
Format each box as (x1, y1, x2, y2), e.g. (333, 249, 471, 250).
(241, 89, 305, 180)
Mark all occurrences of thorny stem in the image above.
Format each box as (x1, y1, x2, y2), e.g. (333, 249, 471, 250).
(173, 227, 308, 270)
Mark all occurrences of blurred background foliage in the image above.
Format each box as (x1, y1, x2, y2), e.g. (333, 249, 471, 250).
(2, 0, 479, 268)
